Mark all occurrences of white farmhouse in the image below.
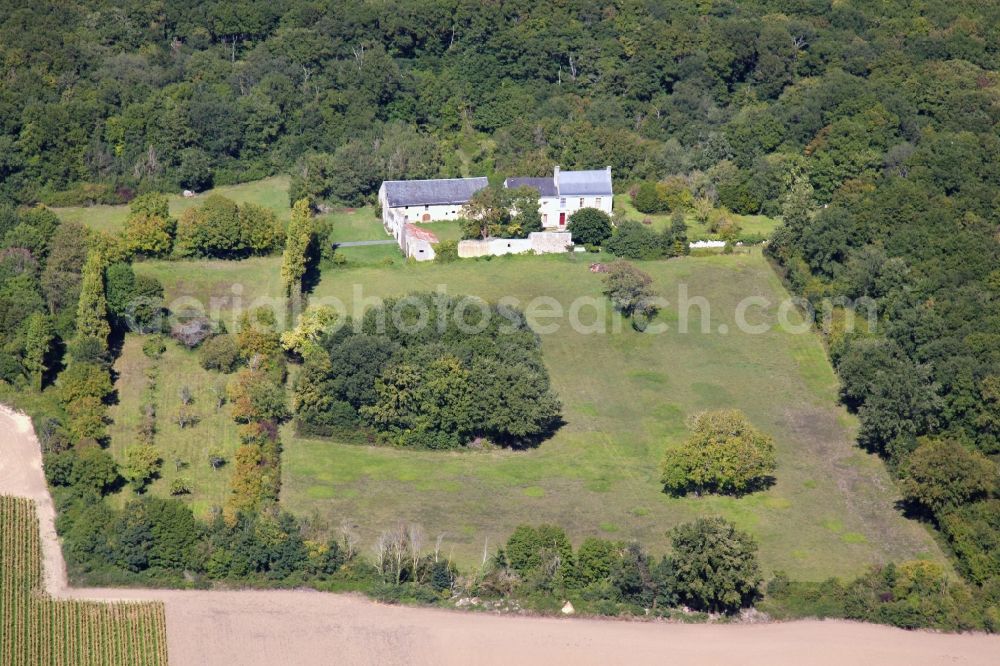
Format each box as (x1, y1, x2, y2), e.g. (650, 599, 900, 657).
(504, 166, 613, 230)
(378, 176, 488, 242)
(377, 167, 613, 261)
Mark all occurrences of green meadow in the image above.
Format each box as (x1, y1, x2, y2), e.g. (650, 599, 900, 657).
(124, 244, 945, 580)
(612, 193, 779, 240)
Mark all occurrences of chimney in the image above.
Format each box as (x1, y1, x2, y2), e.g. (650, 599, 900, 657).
(554, 165, 560, 195)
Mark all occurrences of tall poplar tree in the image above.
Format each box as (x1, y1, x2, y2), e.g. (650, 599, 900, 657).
(280, 198, 315, 300)
(74, 250, 111, 350)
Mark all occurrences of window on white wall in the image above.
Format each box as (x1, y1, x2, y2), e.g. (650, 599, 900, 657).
(595, 197, 602, 207)
(560, 198, 566, 208)
(579, 197, 585, 207)
(542, 214, 548, 224)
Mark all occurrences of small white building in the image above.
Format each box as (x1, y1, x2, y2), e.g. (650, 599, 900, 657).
(505, 166, 613, 230)
(379, 176, 488, 241)
(401, 223, 439, 261)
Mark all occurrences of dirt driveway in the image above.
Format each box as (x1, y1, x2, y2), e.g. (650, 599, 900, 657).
(2, 405, 998, 666)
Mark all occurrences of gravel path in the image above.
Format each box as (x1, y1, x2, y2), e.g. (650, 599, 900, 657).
(2, 404, 999, 665)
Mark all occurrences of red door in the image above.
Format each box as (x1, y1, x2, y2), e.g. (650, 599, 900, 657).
(559, 212, 566, 226)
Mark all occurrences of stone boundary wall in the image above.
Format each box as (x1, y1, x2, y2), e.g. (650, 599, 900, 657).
(457, 232, 573, 258)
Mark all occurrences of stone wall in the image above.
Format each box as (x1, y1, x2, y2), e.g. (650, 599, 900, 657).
(457, 232, 573, 258)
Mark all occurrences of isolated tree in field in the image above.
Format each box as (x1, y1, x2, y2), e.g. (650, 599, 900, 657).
(281, 198, 315, 297)
(670, 517, 762, 613)
(199, 334, 241, 372)
(568, 207, 612, 245)
(691, 197, 714, 226)
(661, 410, 777, 496)
(602, 261, 659, 330)
(75, 250, 111, 349)
(899, 438, 996, 514)
(122, 444, 162, 491)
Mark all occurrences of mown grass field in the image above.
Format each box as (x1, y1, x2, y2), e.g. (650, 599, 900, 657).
(52, 176, 293, 235)
(612, 193, 779, 240)
(126, 246, 946, 580)
(0, 496, 169, 665)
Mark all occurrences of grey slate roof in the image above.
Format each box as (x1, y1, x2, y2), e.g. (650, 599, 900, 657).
(557, 168, 613, 196)
(504, 177, 557, 197)
(382, 177, 487, 208)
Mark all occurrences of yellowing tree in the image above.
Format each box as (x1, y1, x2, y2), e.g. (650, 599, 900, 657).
(281, 198, 315, 297)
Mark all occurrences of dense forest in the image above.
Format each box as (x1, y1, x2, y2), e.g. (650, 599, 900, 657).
(1, 0, 999, 629)
(1, 0, 998, 210)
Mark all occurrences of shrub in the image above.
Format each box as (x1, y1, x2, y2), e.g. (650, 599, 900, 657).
(142, 335, 166, 359)
(632, 181, 663, 214)
(605, 220, 662, 259)
(169, 477, 192, 496)
(661, 410, 776, 496)
(199, 335, 241, 373)
(568, 208, 613, 246)
(670, 517, 762, 613)
(435, 240, 458, 263)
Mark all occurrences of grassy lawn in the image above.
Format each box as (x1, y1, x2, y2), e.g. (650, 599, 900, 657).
(613, 194, 779, 241)
(323, 206, 385, 243)
(414, 219, 465, 242)
(53, 176, 292, 235)
(134, 256, 288, 331)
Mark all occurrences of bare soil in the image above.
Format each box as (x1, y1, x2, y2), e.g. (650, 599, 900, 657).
(3, 405, 998, 666)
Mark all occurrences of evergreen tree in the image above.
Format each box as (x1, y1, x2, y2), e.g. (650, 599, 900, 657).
(74, 251, 110, 350)
(23, 312, 53, 390)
